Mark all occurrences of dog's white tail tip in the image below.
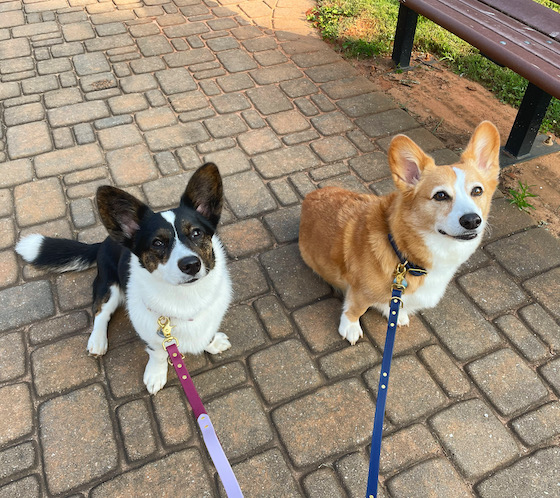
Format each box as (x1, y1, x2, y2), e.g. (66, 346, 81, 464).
(15, 234, 44, 263)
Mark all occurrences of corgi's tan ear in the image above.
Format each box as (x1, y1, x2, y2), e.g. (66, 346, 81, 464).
(389, 135, 434, 189)
(461, 121, 500, 177)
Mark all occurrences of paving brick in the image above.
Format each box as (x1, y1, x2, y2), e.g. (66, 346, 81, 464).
(319, 341, 380, 379)
(365, 355, 447, 425)
(15, 177, 66, 226)
(311, 111, 354, 136)
(216, 48, 257, 72)
(90, 449, 213, 496)
(0, 331, 25, 382)
(0, 476, 40, 498)
(303, 467, 346, 496)
(205, 113, 248, 138)
(52, 127, 74, 149)
(164, 47, 214, 67)
(349, 152, 390, 181)
(0, 56, 34, 75)
(216, 72, 254, 93)
(31, 334, 100, 397)
(494, 314, 549, 362)
(152, 385, 194, 446)
(0, 81, 20, 100)
(106, 143, 158, 186)
(511, 401, 560, 446)
(519, 303, 560, 351)
(254, 295, 295, 340)
(421, 283, 502, 361)
(305, 60, 359, 84)
(6, 121, 52, 159)
(0, 249, 17, 287)
(206, 35, 240, 52)
(55, 267, 95, 312)
(48, 100, 110, 127)
(269, 178, 299, 206)
(273, 378, 374, 467)
(0, 441, 36, 482)
(0, 383, 33, 446)
(148, 123, 210, 150)
(120, 73, 158, 93)
(117, 399, 157, 461)
(104, 341, 152, 398)
(523, 267, 560, 320)
(311, 136, 358, 162)
(0, 10, 23, 28)
(84, 33, 134, 52)
(388, 458, 472, 498)
(216, 304, 268, 360)
(430, 399, 519, 480)
(292, 298, 344, 352)
(3, 101, 44, 126)
(169, 90, 208, 113)
(230, 449, 301, 497)
(229, 257, 269, 303)
(35, 144, 103, 178)
(97, 123, 142, 150)
(192, 361, 247, 400)
(29, 311, 90, 345)
(467, 348, 548, 416)
(63, 19, 97, 41)
(0, 37, 30, 60)
(252, 144, 320, 179)
(222, 170, 276, 218)
(155, 67, 197, 94)
(540, 358, 560, 395)
(163, 22, 209, 38)
(207, 387, 273, 459)
(459, 265, 528, 315)
(418, 344, 472, 397)
(0, 158, 32, 187)
(246, 85, 292, 115)
(336, 451, 384, 498)
(136, 34, 173, 56)
(219, 218, 273, 258)
(477, 447, 560, 498)
(250, 63, 303, 84)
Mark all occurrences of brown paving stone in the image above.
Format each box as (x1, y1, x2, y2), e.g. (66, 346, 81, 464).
(207, 387, 273, 459)
(311, 135, 358, 162)
(35, 143, 104, 177)
(0, 383, 33, 446)
(117, 399, 157, 461)
(106, 143, 158, 186)
(263, 204, 301, 243)
(0, 250, 17, 287)
(250, 339, 323, 404)
(523, 267, 560, 320)
(152, 385, 194, 446)
(90, 449, 213, 496)
(192, 361, 247, 400)
(246, 85, 292, 115)
(14, 177, 66, 227)
(237, 128, 282, 155)
(477, 447, 560, 498)
(0, 159, 32, 188)
(31, 334, 100, 397)
(252, 144, 320, 179)
(293, 298, 343, 352)
(254, 295, 295, 340)
(421, 283, 503, 361)
(319, 341, 381, 379)
(0, 331, 26, 382)
(6, 121, 52, 159)
(337, 451, 389, 498)
(228, 449, 301, 497)
(511, 401, 560, 446)
(55, 267, 95, 311)
(365, 355, 447, 425)
(388, 458, 472, 498)
(430, 399, 519, 480)
(223, 170, 276, 218)
(218, 218, 273, 258)
(273, 378, 375, 467)
(48, 100, 110, 127)
(40, 384, 118, 494)
(458, 265, 529, 315)
(484, 197, 535, 241)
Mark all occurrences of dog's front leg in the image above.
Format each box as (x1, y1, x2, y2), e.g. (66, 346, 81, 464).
(339, 288, 369, 345)
(143, 348, 169, 394)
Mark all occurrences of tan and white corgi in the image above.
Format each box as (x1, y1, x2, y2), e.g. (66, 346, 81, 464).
(299, 121, 500, 345)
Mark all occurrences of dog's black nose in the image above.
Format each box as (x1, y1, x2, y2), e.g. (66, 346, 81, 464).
(460, 213, 481, 230)
(178, 256, 201, 276)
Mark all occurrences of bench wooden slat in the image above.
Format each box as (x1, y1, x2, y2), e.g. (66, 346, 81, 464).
(401, 0, 560, 99)
(478, 0, 560, 41)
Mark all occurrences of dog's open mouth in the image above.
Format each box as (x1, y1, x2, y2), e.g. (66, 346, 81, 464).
(438, 229, 478, 241)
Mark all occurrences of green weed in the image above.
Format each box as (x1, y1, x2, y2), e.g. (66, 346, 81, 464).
(508, 181, 538, 213)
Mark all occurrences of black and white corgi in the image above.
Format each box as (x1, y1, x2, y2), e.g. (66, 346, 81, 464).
(16, 163, 232, 394)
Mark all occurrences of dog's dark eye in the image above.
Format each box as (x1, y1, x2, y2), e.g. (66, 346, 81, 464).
(152, 238, 165, 249)
(433, 191, 450, 201)
(471, 186, 483, 197)
(190, 229, 203, 240)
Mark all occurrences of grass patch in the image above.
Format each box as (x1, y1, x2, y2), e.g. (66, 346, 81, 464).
(307, 0, 560, 135)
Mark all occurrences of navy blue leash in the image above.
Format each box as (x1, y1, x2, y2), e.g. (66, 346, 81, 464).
(365, 236, 427, 498)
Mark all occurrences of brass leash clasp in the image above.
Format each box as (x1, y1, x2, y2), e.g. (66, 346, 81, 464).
(158, 316, 179, 352)
(392, 262, 409, 292)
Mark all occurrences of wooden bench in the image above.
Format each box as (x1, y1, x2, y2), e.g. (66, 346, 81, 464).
(392, 0, 560, 165)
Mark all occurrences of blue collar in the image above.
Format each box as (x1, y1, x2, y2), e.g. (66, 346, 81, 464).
(387, 234, 427, 277)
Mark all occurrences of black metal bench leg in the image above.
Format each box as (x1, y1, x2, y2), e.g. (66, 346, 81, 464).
(392, 4, 419, 69)
(503, 82, 552, 159)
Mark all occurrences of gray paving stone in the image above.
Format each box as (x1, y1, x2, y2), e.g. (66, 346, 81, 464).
(6, 121, 52, 159)
(204, 113, 248, 138)
(263, 204, 301, 243)
(145, 123, 209, 151)
(229, 257, 269, 303)
(0, 158, 33, 187)
(250, 63, 303, 84)
(303, 467, 346, 497)
(0, 383, 33, 446)
(85, 33, 134, 52)
(90, 449, 213, 496)
(137, 34, 173, 56)
(494, 314, 549, 362)
(130, 55, 166, 74)
(169, 89, 208, 112)
(254, 295, 295, 340)
(0, 37, 30, 60)
(273, 378, 375, 467)
(229, 449, 302, 498)
(164, 47, 214, 67)
(0, 331, 25, 382)
(252, 144, 320, 179)
(155, 67, 197, 94)
(305, 60, 359, 83)
(217, 72, 254, 92)
(246, 85, 292, 115)
(106, 143, 158, 186)
(477, 447, 560, 498)
(217, 48, 257, 72)
(136, 107, 177, 131)
(223, 170, 276, 217)
(356, 109, 418, 138)
(0, 441, 36, 482)
(48, 100, 110, 127)
(44, 87, 83, 110)
(35, 143, 104, 177)
(238, 128, 282, 155)
(467, 348, 548, 416)
(72, 51, 110, 75)
(152, 385, 194, 446)
(0, 281, 54, 331)
(117, 399, 157, 461)
(266, 109, 310, 135)
(421, 283, 502, 361)
(207, 387, 273, 459)
(539, 357, 560, 396)
(311, 136, 358, 162)
(523, 267, 560, 320)
(29, 311, 90, 345)
(218, 305, 268, 359)
(519, 303, 560, 351)
(311, 111, 354, 136)
(192, 361, 247, 400)
(261, 244, 331, 310)
(388, 458, 472, 498)
(511, 401, 560, 446)
(430, 399, 519, 480)
(319, 341, 380, 379)
(418, 344, 472, 397)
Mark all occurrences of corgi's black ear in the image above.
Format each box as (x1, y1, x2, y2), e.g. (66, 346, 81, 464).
(181, 163, 223, 228)
(97, 186, 150, 247)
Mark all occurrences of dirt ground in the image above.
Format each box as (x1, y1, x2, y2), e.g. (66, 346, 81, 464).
(350, 54, 560, 238)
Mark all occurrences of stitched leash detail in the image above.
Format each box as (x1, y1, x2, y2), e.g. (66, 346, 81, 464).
(365, 237, 427, 498)
(159, 317, 243, 498)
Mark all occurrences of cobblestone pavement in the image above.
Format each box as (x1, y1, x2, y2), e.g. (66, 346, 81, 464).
(1, 0, 559, 496)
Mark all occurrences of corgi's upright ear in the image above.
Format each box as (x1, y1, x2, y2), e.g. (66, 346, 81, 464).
(461, 121, 501, 180)
(181, 163, 223, 228)
(388, 135, 435, 190)
(97, 186, 150, 248)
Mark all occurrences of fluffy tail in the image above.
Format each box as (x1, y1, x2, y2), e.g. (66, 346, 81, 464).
(16, 234, 101, 273)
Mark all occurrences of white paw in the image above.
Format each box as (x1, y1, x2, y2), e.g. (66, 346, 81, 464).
(338, 315, 363, 345)
(397, 311, 409, 327)
(87, 329, 108, 356)
(205, 332, 231, 355)
(143, 358, 168, 395)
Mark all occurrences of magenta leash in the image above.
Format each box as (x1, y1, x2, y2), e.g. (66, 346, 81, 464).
(159, 317, 243, 498)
